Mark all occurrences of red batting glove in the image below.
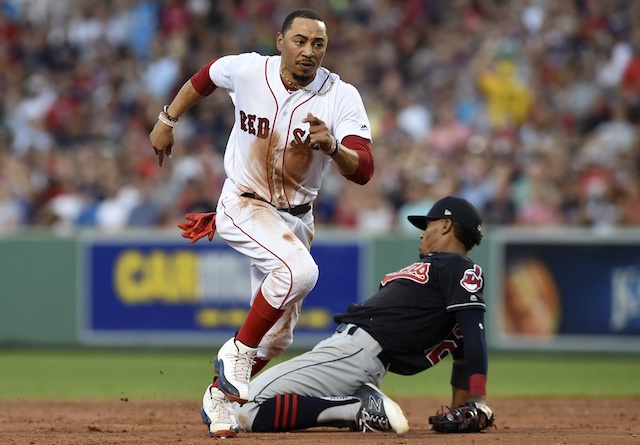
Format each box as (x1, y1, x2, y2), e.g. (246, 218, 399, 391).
(178, 212, 217, 243)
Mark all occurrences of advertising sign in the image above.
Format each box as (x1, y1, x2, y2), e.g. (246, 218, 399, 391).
(490, 229, 640, 352)
(81, 237, 363, 347)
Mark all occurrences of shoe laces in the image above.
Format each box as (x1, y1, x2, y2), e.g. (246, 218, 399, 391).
(215, 400, 236, 425)
(208, 390, 237, 426)
(359, 408, 390, 432)
(224, 349, 256, 383)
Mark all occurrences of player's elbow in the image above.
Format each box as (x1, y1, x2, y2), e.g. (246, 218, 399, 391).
(341, 136, 374, 184)
(345, 170, 373, 185)
(344, 155, 374, 185)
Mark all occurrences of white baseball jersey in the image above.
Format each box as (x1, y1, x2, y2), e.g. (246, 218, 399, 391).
(208, 53, 372, 209)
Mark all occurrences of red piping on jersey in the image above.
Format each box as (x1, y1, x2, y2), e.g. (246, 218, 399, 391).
(282, 95, 315, 208)
(265, 57, 279, 204)
(266, 57, 318, 209)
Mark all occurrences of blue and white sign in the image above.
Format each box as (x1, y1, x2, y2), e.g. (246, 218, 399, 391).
(81, 236, 363, 347)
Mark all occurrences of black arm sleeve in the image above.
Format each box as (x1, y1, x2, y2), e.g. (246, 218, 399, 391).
(454, 309, 488, 376)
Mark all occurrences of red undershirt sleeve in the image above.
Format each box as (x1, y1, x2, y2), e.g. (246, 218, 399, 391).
(190, 59, 218, 96)
(340, 135, 374, 185)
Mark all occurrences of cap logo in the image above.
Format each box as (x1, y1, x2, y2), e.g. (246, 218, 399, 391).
(444, 209, 452, 216)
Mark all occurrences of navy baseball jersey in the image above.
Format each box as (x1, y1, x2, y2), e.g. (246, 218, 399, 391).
(334, 252, 485, 375)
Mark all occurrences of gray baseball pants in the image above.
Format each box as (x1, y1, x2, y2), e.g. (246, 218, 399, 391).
(234, 323, 389, 431)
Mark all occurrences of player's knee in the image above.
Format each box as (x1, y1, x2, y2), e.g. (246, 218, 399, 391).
(294, 262, 320, 295)
(234, 402, 258, 432)
(291, 258, 318, 297)
(268, 255, 318, 302)
(265, 338, 292, 358)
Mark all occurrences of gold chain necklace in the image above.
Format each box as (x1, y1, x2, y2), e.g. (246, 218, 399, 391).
(280, 67, 335, 96)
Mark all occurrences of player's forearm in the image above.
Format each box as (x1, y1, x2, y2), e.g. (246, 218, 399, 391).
(336, 135, 374, 184)
(454, 310, 488, 383)
(451, 357, 488, 405)
(452, 378, 487, 406)
(330, 142, 360, 175)
(451, 386, 470, 407)
(164, 80, 206, 120)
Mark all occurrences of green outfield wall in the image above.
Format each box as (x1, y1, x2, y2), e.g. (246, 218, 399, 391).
(0, 228, 637, 352)
(0, 234, 78, 345)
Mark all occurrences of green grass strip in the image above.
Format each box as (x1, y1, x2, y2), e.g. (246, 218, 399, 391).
(1, 348, 639, 400)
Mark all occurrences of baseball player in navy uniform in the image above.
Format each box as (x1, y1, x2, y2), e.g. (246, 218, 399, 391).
(228, 196, 494, 435)
(148, 8, 374, 438)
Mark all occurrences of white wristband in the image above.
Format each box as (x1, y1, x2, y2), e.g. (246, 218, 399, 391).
(158, 112, 176, 128)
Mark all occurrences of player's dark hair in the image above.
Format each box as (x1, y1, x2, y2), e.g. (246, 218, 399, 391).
(452, 222, 483, 252)
(281, 9, 326, 35)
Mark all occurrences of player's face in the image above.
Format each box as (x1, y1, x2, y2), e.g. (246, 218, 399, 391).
(418, 219, 444, 258)
(277, 18, 328, 85)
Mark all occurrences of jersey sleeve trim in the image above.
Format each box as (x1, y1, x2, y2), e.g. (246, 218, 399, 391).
(190, 59, 218, 96)
(446, 302, 486, 311)
(341, 135, 373, 184)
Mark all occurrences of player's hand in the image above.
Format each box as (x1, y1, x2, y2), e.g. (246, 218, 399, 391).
(149, 121, 175, 167)
(303, 113, 333, 154)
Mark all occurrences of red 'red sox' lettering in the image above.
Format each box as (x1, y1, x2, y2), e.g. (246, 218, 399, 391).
(239, 110, 270, 139)
(291, 128, 315, 150)
(238, 111, 324, 149)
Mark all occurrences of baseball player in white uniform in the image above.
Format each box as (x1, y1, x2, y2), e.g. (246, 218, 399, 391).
(148, 8, 374, 438)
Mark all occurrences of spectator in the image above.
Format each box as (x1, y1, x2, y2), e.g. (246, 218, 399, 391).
(0, 0, 638, 233)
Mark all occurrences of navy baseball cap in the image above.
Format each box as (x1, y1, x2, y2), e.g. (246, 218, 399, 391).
(408, 196, 482, 232)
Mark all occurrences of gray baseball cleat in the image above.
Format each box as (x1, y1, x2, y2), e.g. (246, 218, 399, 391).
(353, 383, 410, 434)
(214, 337, 258, 404)
(201, 382, 240, 438)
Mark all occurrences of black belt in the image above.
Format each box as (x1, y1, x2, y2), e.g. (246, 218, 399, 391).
(241, 192, 311, 217)
(336, 323, 390, 369)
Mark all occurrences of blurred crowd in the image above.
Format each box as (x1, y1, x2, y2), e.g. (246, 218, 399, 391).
(1, 0, 639, 236)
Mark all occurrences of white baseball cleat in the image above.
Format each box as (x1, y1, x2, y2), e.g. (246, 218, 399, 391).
(200, 383, 240, 438)
(353, 383, 410, 434)
(214, 337, 258, 404)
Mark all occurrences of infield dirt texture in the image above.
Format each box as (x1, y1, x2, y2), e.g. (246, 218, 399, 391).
(2, 398, 639, 444)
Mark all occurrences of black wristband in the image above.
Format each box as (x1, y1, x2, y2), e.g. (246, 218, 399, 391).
(162, 105, 179, 123)
(328, 136, 339, 156)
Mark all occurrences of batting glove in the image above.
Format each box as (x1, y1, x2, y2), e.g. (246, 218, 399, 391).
(178, 212, 217, 243)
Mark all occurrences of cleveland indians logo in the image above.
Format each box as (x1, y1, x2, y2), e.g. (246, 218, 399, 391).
(460, 264, 483, 292)
(381, 262, 431, 285)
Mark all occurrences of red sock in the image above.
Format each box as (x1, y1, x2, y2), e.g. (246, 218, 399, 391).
(251, 358, 270, 376)
(236, 290, 284, 347)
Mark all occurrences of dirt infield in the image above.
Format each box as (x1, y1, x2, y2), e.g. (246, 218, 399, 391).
(2, 398, 639, 444)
